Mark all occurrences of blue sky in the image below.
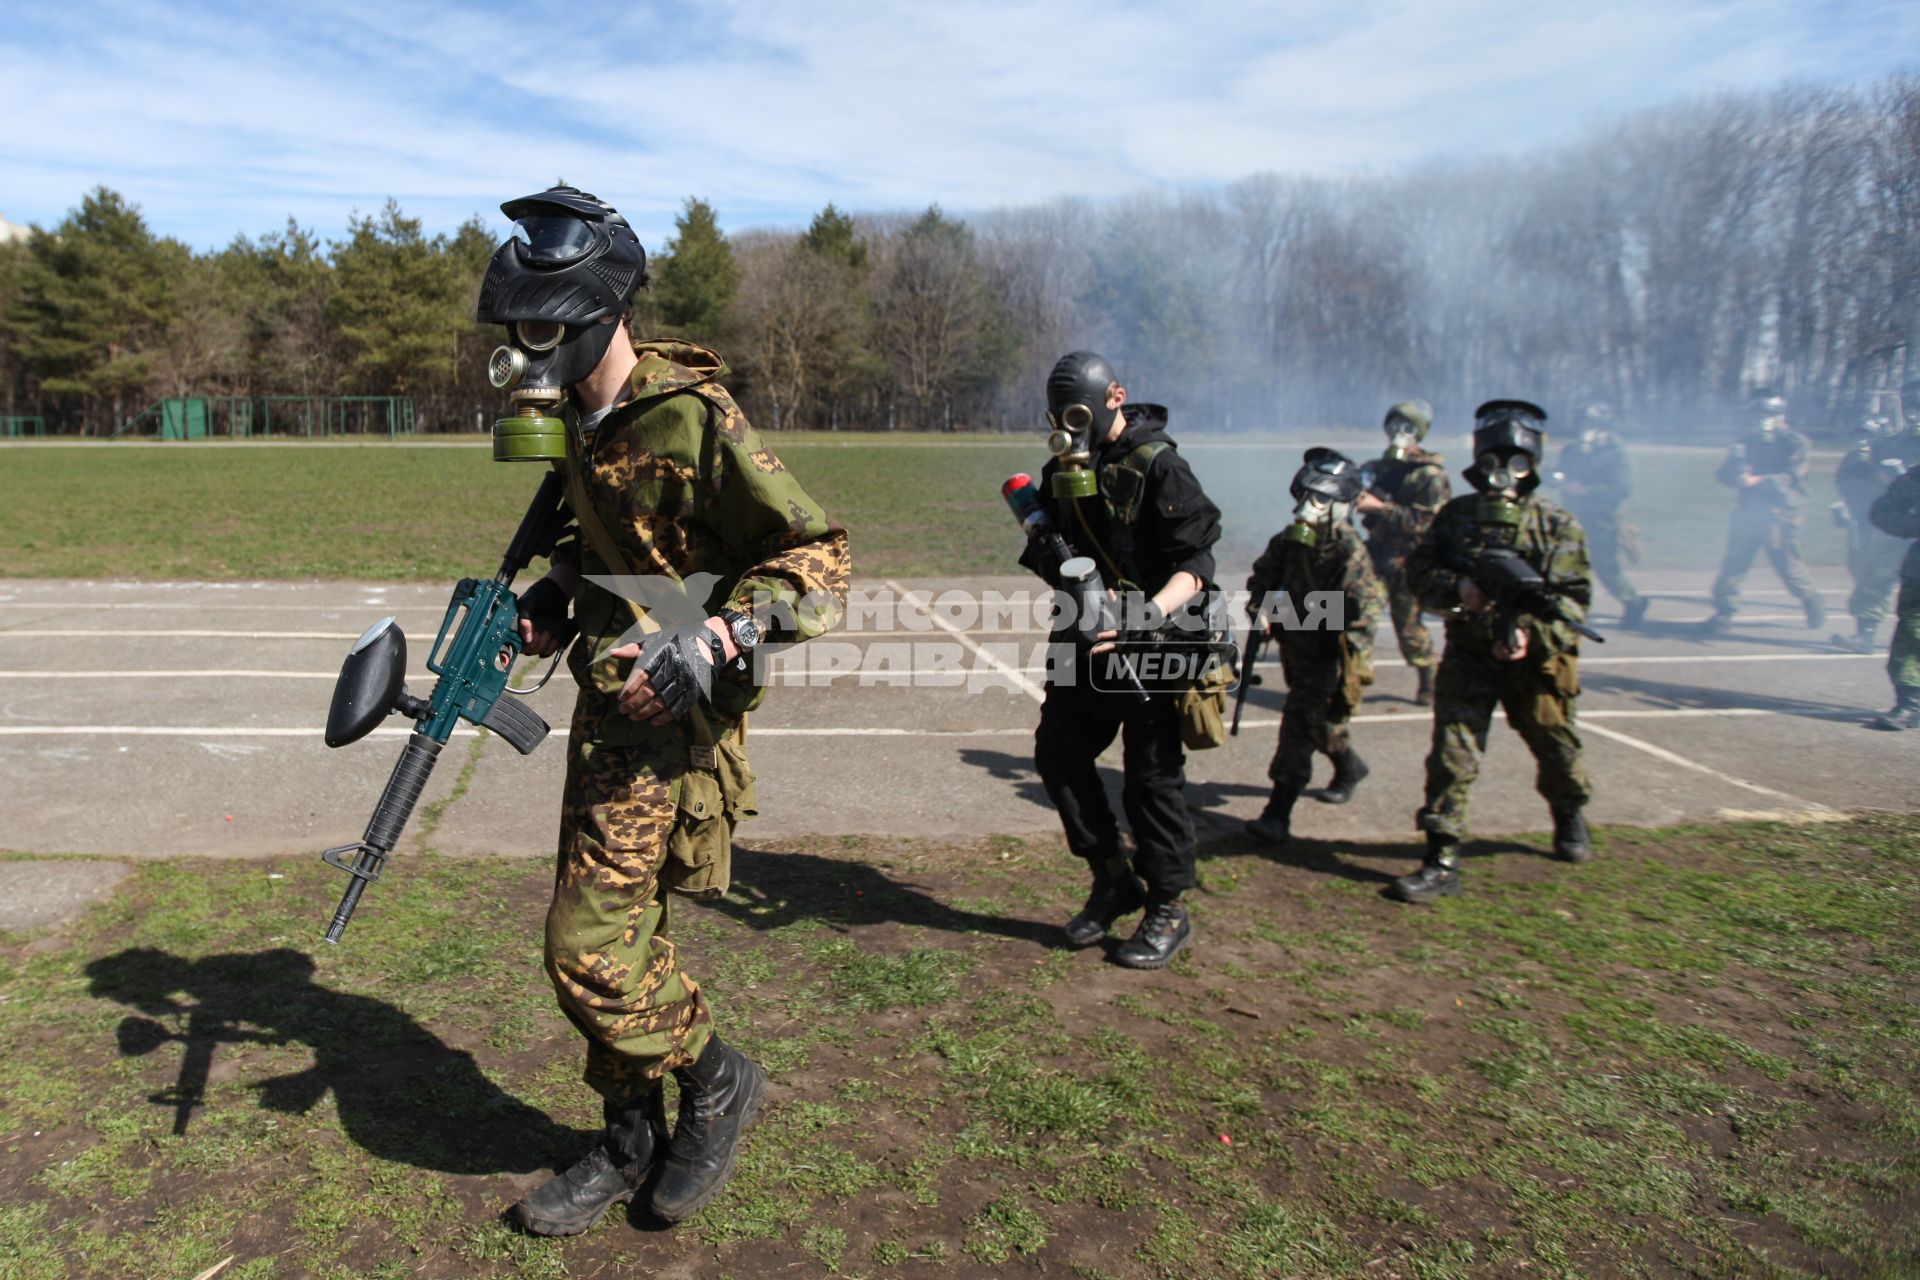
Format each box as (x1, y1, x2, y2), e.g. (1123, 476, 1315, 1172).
(2, 0, 1914, 252)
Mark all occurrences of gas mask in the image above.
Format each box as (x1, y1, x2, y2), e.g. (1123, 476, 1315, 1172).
(1578, 428, 1602, 448)
(1381, 399, 1432, 461)
(476, 186, 648, 462)
(1753, 394, 1788, 442)
(1475, 449, 1533, 497)
(1284, 448, 1363, 547)
(1466, 400, 1547, 523)
(1045, 351, 1119, 499)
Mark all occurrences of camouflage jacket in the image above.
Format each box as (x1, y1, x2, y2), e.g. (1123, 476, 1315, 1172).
(1407, 493, 1592, 659)
(1362, 448, 1450, 559)
(1554, 433, 1632, 514)
(1837, 429, 1918, 514)
(1248, 521, 1384, 690)
(554, 339, 851, 742)
(1716, 428, 1809, 512)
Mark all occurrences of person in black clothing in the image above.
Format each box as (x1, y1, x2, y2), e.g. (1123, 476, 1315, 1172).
(1017, 351, 1223, 969)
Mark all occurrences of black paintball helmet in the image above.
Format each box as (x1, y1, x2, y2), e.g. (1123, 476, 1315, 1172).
(476, 185, 647, 327)
(1752, 390, 1788, 417)
(1290, 447, 1365, 505)
(1467, 400, 1547, 495)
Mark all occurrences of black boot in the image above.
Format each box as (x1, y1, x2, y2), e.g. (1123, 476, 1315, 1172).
(1414, 666, 1436, 706)
(1803, 593, 1827, 630)
(1064, 859, 1147, 946)
(1622, 597, 1650, 629)
(1552, 807, 1592, 863)
(1244, 786, 1298, 844)
(1700, 610, 1733, 634)
(1388, 834, 1461, 904)
(511, 1086, 668, 1236)
(650, 1035, 768, 1223)
(1869, 690, 1920, 731)
(1113, 898, 1192, 969)
(1319, 750, 1370, 805)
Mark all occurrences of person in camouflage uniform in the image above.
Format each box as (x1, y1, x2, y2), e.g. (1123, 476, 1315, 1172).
(1357, 400, 1450, 705)
(477, 187, 850, 1235)
(1391, 401, 1594, 904)
(1553, 404, 1648, 628)
(1867, 460, 1920, 729)
(1244, 449, 1386, 845)
(1704, 392, 1826, 633)
(1832, 385, 1920, 653)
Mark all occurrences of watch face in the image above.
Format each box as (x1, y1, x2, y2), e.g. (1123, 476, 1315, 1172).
(721, 610, 760, 652)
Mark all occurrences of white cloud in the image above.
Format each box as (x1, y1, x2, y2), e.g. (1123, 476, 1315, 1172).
(0, 0, 1912, 250)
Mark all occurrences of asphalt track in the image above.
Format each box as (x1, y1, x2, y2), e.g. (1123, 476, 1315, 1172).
(0, 568, 1912, 867)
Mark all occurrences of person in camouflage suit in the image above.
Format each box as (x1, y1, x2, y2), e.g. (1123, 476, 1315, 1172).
(1832, 385, 1920, 653)
(477, 187, 851, 1236)
(1392, 401, 1594, 904)
(1867, 460, 1920, 729)
(1244, 449, 1386, 845)
(1553, 404, 1648, 628)
(1357, 400, 1450, 705)
(1704, 392, 1826, 633)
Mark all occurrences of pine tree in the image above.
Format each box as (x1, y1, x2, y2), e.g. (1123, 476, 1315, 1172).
(651, 198, 740, 342)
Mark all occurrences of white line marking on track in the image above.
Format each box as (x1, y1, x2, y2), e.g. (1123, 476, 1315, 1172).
(883, 578, 1047, 704)
(1577, 720, 1831, 812)
(0, 706, 1856, 739)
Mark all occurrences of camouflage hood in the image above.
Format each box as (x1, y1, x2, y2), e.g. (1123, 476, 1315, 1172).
(624, 338, 730, 403)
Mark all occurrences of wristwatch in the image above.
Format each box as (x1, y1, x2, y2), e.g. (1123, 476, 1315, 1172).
(718, 608, 762, 661)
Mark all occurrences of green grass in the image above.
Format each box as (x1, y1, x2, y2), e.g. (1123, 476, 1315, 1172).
(0, 437, 1850, 580)
(1, 815, 1916, 1277)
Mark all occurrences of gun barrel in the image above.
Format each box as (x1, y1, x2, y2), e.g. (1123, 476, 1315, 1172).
(497, 471, 570, 584)
(323, 733, 442, 944)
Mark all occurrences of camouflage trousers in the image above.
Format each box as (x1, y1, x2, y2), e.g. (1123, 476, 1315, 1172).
(1711, 511, 1818, 615)
(1892, 574, 1920, 694)
(1846, 524, 1906, 630)
(1572, 507, 1638, 607)
(1418, 651, 1591, 842)
(1372, 554, 1435, 669)
(1268, 662, 1356, 792)
(546, 708, 713, 1101)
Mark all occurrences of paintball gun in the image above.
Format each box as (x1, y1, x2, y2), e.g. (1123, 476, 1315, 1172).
(1230, 620, 1264, 736)
(1447, 546, 1605, 653)
(317, 471, 576, 943)
(1002, 473, 1151, 701)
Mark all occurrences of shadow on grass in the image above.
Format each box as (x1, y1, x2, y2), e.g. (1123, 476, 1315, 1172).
(86, 946, 580, 1174)
(715, 846, 1069, 950)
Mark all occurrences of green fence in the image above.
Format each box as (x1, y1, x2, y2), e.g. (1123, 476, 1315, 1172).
(118, 396, 415, 439)
(1, 416, 46, 437)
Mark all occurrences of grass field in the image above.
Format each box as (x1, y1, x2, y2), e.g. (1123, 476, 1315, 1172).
(2, 814, 1915, 1279)
(0, 436, 1849, 581)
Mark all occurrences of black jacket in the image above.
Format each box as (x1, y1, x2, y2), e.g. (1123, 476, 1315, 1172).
(1020, 404, 1222, 592)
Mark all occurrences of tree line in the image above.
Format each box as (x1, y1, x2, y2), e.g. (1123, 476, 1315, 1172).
(2, 73, 1915, 438)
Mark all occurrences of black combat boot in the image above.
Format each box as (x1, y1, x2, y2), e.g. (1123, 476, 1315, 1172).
(1388, 834, 1462, 904)
(1869, 690, 1920, 731)
(1064, 858, 1147, 947)
(1700, 610, 1733, 634)
(1552, 807, 1592, 863)
(1803, 592, 1827, 630)
(1622, 597, 1650, 629)
(1114, 898, 1192, 969)
(650, 1034, 768, 1222)
(1244, 786, 1298, 845)
(1319, 750, 1370, 805)
(1414, 666, 1436, 706)
(511, 1086, 668, 1236)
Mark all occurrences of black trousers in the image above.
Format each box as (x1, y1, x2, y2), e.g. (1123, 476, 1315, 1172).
(1033, 681, 1196, 899)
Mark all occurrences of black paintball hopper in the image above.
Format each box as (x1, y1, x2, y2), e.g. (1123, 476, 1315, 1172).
(326, 617, 411, 748)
